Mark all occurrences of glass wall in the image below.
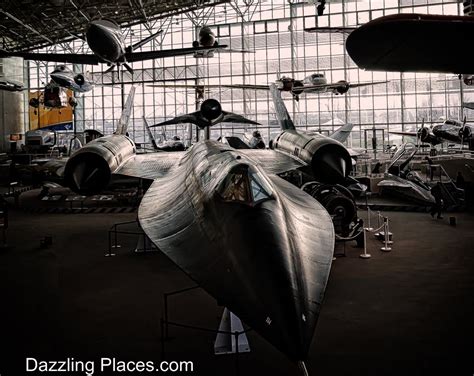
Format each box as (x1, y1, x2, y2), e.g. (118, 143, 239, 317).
(26, 0, 470, 150)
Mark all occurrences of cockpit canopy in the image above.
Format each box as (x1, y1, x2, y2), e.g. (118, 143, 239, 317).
(217, 164, 273, 205)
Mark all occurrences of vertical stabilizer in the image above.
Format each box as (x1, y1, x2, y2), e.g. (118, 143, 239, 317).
(143, 116, 159, 150)
(115, 86, 136, 135)
(269, 83, 295, 130)
(330, 123, 354, 143)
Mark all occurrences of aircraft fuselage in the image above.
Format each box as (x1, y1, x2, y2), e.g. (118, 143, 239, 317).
(138, 140, 334, 361)
(86, 19, 126, 64)
(50, 65, 94, 93)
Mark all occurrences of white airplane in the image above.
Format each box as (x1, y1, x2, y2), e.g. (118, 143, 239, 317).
(0, 19, 227, 73)
(149, 73, 388, 101)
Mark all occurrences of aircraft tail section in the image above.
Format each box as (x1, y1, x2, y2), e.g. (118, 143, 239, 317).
(143, 117, 159, 150)
(269, 83, 295, 130)
(115, 86, 136, 135)
(330, 123, 354, 143)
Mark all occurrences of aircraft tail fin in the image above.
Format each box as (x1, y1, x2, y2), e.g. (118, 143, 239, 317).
(330, 123, 354, 143)
(143, 117, 159, 150)
(115, 86, 136, 135)
(269, 83, 295, 130)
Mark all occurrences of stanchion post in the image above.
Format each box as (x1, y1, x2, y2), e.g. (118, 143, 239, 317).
(359, 228, 371, 259)
(112, 224, 121, 250)
(105, 230, 116, 257)
(381, 217, 392, 252)
(366, 207, 374, 231)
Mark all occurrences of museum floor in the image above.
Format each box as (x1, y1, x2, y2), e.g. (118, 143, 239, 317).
(1, 207, 473, 375)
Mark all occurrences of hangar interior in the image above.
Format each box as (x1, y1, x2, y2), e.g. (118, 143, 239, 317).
(1, 0, 474, 375)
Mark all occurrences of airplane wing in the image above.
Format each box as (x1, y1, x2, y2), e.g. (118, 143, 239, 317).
(221, 111, 260, 125)
(237, 149, 306, 175)
(0, 50, 100, 65)
(150, 112, 200, 127)
(125, 45, 228, 62)
(389, 131, 418, 137)
(148, 83, 271, 91)
(348, 80, 389, 89)
(301, 80, 388, 92)
(115, 152, 183, 180)
(304, 26, 357, 34)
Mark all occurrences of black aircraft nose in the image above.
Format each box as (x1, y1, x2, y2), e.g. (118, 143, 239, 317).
(201, 99, 222, 121)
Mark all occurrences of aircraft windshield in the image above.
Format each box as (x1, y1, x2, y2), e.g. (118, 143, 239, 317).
(218, 164, 273, 205)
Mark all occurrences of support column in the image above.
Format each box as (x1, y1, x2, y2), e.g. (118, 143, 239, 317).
(0, 57, 26, 152)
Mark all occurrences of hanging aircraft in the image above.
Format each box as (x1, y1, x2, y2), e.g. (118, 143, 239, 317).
(149, 73, 388, 101)
(191, 25, 250, 57)
(0, 19, 227, 73)
(346, 14, 474, 74)
(150, 98, 260, 129)
(0, 78, 24, 91)
(390, 118, 474, 150)
(48, 65, 95, 93)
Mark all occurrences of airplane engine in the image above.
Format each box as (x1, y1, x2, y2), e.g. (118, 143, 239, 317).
(201, 98, 222, 122)
(291, 80, 305, 96)
(334, 80, 350, 94)
(272, 131, 352, 184)
(64, 135, 136, 195)
(459, 126, 472, 139)
(419, 127, 439, 144)
(302, 182, 359, 238)
(74, 74, 85, 86)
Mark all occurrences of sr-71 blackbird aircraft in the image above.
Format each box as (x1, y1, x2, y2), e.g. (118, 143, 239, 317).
(0, 19, 226, 73)
(390, 118, 474, 150)
(150, 73, 388, 101)
(63, 85, 360, 372)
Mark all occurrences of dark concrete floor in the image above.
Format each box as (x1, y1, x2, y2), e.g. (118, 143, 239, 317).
(0, 207, 474, 375)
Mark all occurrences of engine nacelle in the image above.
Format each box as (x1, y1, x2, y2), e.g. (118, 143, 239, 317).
(334, 80, 350, 95)
(74, 73, 85, 86)
(302, 182, 360, 238)
(201, 98, 222, 122)
(291, 80, 305, 96)
(64, 135, 136, 195)
(459, 126, 472, 139)
(272, 131, 352, 184)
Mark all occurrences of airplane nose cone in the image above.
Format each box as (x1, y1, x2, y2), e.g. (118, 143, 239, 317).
(86, 22, 122, 63)
(212, 178, 334, 360)
(201, 99, 222, 121)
